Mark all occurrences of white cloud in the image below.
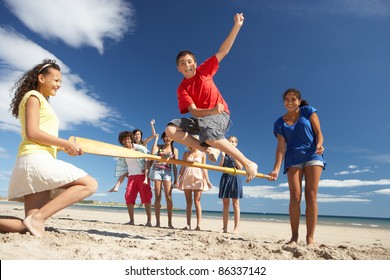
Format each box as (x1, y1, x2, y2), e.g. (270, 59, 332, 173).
(277, 179, 390, 188)
(0, 27, 119, 133)
(365, 154, 390, 164)
(334, 168, 372, 175)
(373, 188, 390, 195)
(4, 0, 135, 54)
(319, 179, 390, 187)
(244, 185, 290, 200)
(317, 196, 370, 203)
(0, 147, 10, 159)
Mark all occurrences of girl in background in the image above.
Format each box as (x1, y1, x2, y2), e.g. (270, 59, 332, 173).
(218, 136, 243, 234)
(133, 119, 157, 147)
(177, 137, 212, 230)
(149, 132, 178, 228)
(133, 119, 157, 186)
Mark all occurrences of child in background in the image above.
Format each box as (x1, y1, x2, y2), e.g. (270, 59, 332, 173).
(177, 137, 212, 230)
(149, 132, 178, 228)
(218, 136, 243, 234)
(133, 119, 157, 147)
(8, 59, 98, 237)
(133, 119, 157, 186)
(108, 131, 152, 226)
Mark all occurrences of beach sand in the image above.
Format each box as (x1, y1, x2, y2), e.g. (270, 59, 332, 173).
(1, 202, 389, 260)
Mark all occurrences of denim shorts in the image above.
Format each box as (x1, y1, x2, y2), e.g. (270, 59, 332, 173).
(150, 168, 173, 181)
(168, 112, 230, 147)
(290, 160, 324, 169)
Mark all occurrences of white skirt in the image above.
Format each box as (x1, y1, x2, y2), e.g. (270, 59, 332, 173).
(8, 153, 88, 202)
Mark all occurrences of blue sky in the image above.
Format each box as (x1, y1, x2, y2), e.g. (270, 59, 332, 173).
(0, 0, 389, 218)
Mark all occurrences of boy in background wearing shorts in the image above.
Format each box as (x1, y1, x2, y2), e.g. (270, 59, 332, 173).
(108, 131, 152, 226)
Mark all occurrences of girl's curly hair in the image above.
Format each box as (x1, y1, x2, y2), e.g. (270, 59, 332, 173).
(9, 59, 60, 118)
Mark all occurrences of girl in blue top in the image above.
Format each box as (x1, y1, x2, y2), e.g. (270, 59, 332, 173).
(269, 88, 326, 245)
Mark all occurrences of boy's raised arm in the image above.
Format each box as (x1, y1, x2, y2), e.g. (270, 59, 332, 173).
(215, 13, 244, 62)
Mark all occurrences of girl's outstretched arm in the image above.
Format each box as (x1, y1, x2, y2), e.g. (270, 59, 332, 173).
(143, 119, 157, 145)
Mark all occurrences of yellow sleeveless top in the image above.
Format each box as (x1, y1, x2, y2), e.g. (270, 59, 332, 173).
(17, 90, 59, 158)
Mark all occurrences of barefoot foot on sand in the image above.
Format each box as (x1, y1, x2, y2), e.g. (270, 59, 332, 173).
(206, 147, 220, 162)
(245, 162, 258, 183)
(286, 237, 298, 245)
(23, 215, 45, 237)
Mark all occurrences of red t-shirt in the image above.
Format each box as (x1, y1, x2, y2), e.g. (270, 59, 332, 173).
(177, 55, 230, 115)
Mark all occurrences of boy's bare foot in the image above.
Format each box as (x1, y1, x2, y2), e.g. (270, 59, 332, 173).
(233, 228, 239, 234)
(23, 215, 45, 237)
(155, 223, 161, 228)
(108, 187, 118, 192)
(145, 222, 152, 227)
(168, 224, 174, 229)
(182, 225, 190, 230)
(194, 226, 201, 231)
(244, 161, 258, 183)
(206, 147, 220, 162)
(126, 221, 135, 225)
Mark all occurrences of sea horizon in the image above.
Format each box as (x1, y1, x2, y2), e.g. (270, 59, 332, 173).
(68, 203, 390, 230)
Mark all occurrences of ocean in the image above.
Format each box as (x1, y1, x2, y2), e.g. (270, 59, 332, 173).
(69, 204, 390, 230)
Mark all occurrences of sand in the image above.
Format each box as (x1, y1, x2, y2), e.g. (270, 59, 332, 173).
(0, 202, 389, 260)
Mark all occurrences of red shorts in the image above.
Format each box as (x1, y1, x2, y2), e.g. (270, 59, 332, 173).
(125, 174, 152, 204)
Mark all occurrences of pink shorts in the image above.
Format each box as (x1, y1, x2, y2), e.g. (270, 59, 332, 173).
(125, 174, 152, 204)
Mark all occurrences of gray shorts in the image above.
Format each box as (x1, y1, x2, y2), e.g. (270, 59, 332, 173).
(168, 112, 230, 147)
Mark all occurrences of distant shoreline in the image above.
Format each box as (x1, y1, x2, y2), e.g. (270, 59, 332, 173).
(2, 200, 389, 230)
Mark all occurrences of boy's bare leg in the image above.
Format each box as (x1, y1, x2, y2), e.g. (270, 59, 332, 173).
(166, 125, 220, 162)
(126, 204, 135, 225)
(144, 202, 152, 226)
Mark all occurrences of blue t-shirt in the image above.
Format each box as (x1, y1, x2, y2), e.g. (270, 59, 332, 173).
(274, 106, 326, 174)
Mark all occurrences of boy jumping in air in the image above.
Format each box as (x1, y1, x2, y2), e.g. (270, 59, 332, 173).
(165, 13, 258, 182)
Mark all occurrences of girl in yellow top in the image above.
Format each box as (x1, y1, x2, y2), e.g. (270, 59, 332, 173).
(6, 59, 98, 237)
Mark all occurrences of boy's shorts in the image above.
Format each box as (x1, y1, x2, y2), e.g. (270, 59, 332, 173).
(125, 174, 152, 204)
(168, 112, 230, 146)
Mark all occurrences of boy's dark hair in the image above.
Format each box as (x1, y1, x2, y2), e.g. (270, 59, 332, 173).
(176, 50, 196, 66)
(118, 131, 133, 146)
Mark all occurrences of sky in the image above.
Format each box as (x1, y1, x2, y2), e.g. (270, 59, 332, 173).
(0, 0, 389, 219)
